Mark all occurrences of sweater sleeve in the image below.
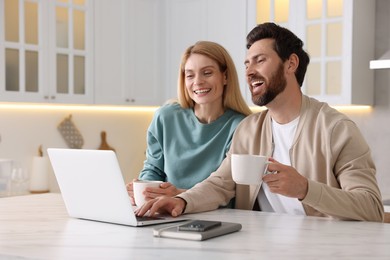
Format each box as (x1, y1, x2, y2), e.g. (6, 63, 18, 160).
(138, 110, 167, 182)
(302, 120, 384, 222)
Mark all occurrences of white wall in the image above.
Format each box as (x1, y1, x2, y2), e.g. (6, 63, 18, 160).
(1, 0, 390, 201)
(0, 106, 154, 191)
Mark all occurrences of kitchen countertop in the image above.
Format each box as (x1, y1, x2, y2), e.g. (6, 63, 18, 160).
(0, 193, 389, 259)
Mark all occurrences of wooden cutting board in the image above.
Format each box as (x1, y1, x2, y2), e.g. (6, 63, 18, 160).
(98, 131, 115, 152)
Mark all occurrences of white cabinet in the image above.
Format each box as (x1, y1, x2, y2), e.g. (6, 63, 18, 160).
(94, 0, 164, 106)
(3, 0, 370, 107)
(164, 0, 254, 104)
(256, 0, 375, 105)
(0, 0, 94, 104)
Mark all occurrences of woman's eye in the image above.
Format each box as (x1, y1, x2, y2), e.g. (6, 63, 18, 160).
(204, 71, 212, 76)
(185, 74, 194, 79)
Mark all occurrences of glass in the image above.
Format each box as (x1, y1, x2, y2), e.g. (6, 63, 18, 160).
(256, 0, 270, 24)
(326, 61, 341, 95)
(0, 159, 13, 197)
(5, 49, 19, 91)
(5, 0, 19, 42)
(25, 1, 39, 44)
(57, 54, 69, 93)
(305, 62, 321, 95)
(26, 51, 39, 92)
(327, 0, 343, 17)
(274, 0, 289, 23)
(9, 168, 29, 196)
(326, 23, 342, 56)
(306, 24, 322, 58)
(56, 7, 69, 48)
(307, 0, 322, 20)
(73, 10, 85, 50)
(74, 56, 85, 94)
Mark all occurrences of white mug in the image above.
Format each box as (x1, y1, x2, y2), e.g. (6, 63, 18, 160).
(133, 180, 163, 207)
(231, 154, 269, 185)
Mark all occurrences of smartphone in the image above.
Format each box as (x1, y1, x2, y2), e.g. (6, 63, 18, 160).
(177, 220, 222, 232)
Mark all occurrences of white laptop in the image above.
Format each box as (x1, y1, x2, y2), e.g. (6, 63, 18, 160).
(47, 148, 189, 227)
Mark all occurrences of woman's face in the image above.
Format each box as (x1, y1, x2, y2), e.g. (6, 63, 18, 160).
(184, 54, 226, 106)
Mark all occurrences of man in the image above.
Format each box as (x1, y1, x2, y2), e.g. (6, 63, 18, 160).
(136, 23, 384, 222)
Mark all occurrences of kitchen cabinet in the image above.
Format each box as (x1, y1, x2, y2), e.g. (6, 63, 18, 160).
(94, 0, 164, 106)
(164, 0, 255, 104)
(0, 0, 94, 104)
(256, 0, 375, 105)
(4, 0, 369, 107)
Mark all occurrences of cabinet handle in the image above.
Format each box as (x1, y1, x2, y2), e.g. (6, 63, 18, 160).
(125, 98, 135, 103)
(44, 96, 49, 99)
(50, 96, 56, 100)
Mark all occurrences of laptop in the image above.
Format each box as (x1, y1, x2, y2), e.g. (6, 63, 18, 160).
(47, 148, 189, 226)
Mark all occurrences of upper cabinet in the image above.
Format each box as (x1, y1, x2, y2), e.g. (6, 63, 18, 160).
(256, 0, 375, 105)
(0, 0, 94, 104)
(94, 0, 164, 106)
(164, 0, 254, 103)
(1, 0, 375, 106)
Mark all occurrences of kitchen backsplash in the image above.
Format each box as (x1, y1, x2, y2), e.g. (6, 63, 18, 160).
(0, 106, 155, 193)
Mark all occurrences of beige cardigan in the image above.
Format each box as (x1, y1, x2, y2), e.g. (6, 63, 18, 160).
(179, 95, 384, 222)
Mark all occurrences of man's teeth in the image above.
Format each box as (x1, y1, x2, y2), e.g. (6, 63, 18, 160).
(194, 89, 211, 94)
(252, 80, 264, 87)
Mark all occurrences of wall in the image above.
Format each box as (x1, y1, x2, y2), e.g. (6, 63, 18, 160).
(0, 105, 155, 191)
(1, 0, 390, 201)
(359, 0, 390, 201)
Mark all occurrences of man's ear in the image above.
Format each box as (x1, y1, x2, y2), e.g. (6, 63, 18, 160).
(287, 53, 299, 73)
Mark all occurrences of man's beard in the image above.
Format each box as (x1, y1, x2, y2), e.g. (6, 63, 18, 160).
(251, 63, 287, 106)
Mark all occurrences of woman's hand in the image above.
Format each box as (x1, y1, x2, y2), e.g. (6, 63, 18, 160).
(127, 180, 186, 205)
(144, 182, 186, 200)
(126, 179, 137, 206)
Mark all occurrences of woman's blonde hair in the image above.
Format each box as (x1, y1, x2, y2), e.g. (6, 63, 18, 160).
(177, 41, 252, 116)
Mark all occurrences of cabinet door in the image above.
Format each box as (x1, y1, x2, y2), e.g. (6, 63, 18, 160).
(94, 0, 164, 106)
(164, 0, 207, 101)
(126, 0, 164, 106)
(165, 0, 254, 105)
(206, 0, 254, 105)
(0, 0, 93, 104)
(94, 0, 124, 105)
(48, 0, 94, 104)
(0, 0, 45, 102)
(303, 0, 374, 105)
(255, 0, 375, 106)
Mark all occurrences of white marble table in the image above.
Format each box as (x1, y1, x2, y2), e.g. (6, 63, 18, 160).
(0, 193, 389, 259)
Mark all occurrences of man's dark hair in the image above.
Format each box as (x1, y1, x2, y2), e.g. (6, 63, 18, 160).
(246, 22, 310, 87)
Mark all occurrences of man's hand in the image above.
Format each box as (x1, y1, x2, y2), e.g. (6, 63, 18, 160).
(262, 158, 308, 200)
(135, 196, 186, 217)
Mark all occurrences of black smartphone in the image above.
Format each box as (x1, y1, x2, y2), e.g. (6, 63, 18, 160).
(177, 220, 222, 232)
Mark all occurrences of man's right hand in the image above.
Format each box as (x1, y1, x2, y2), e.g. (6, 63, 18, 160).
(135, 196, 186, 217)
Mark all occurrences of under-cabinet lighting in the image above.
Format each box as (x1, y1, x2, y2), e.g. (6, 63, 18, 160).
(0, 103, 372, 114)
(250, 105, 372, 115)
(0, 102, 159, 112)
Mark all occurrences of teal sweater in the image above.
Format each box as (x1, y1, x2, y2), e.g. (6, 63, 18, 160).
(139, 103, 246, 189)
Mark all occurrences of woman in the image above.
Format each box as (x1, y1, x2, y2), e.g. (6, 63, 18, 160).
(127, 41, 251, 205)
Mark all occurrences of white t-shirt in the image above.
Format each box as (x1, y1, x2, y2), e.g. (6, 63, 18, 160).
(257, 116, 306, 215)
